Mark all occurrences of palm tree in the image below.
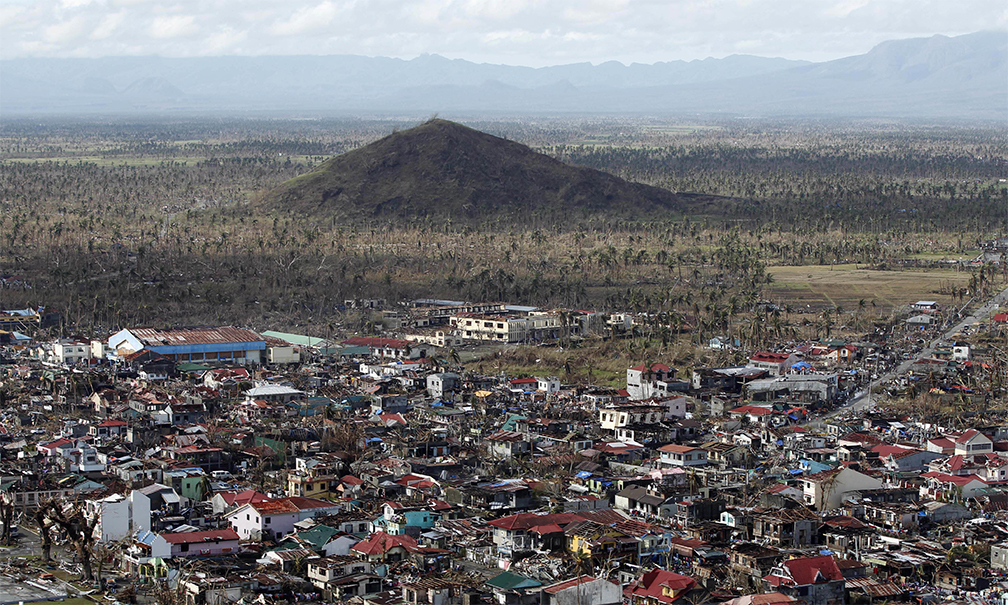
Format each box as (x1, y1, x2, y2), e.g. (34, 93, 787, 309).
(820, 308, 833, 339)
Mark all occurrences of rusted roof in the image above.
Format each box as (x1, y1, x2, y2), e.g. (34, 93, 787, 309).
(131, 326, 263, 347)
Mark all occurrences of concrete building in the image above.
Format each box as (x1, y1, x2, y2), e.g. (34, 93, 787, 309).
(658, 444, 708, 468)
(86, 493, 131, 543)
(626, 363, 676, 400)
(747, 373, 839, 404)
(427, 373, 461, 399)
(748, 352, 800, 376)
(802, 468, 883, 512)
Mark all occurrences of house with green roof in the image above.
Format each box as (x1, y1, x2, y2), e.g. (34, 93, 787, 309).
(486, 571, 542, 605)
(271, 523, 359, 556)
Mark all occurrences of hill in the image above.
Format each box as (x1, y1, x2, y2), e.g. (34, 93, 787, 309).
(262, 119, 703, 223)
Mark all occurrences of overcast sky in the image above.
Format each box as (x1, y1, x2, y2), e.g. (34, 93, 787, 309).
(1, 0, 1004, 66)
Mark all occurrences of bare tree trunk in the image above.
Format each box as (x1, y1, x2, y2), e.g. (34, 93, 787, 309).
(34, 508, 53, 563)
(0, 498, 13, 546)
(75, 538, 94, 582)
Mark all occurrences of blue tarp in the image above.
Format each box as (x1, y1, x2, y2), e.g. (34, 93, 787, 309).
(574, 471, 593, 479)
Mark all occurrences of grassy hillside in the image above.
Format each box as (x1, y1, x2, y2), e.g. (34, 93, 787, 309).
(262, 119, 717, 224)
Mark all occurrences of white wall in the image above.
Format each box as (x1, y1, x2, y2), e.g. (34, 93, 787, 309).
(130, 490, 151, 532)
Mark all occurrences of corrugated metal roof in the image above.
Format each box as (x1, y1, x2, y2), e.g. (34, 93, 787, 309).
(130, 326, 263, 347)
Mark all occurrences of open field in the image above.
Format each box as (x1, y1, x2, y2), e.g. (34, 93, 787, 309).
(766, 264, 973, 312)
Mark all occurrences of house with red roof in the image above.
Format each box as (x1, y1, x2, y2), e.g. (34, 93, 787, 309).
(721, 594, 796, 605)
(926, 436, 956, 455)
(161, 528, 241, 558)
(37, 437, 76, 457)
(763, 554, 844, 605)
(824, 344, 858, 364)
(748, 352, 800, 376)
(625, 568, 698, 604)
(211, 489, 271, 515)
(88, 419, 127, 441)
(626, 363, 677, 400)
(954, 429, 993, 456)
(351, 531, 418, 563)
(658, 444, 708, 468)
(228, 497, 341, 542)
(486, 512, 586, 559)
(870, 443, 942, 473)
(920, 472, 988, 501)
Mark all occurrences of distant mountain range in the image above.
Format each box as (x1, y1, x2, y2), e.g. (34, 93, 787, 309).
(263, 118, 725, 223)
(1, 31, 1004, 119)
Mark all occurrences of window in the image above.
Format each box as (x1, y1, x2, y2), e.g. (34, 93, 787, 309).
(265, 517, 271, 524)
(180, 543, 189, 552)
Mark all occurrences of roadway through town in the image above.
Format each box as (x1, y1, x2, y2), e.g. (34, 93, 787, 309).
(813, 282, 1008, 426)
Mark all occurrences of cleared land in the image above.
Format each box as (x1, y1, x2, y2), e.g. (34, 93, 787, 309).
(766, 264, 973, 311)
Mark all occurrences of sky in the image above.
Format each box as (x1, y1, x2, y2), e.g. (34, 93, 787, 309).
(1, 0, 1005, 66)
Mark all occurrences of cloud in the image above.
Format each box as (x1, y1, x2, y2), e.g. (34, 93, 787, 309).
(205, 26, 248, 54)
(90, 11, 125, 40)
(44, 15, 88, 44)
(461, 0, 528, 20)
(825, 0, 869, 18)
(149, 15, 199, 39)
(0, 5, 27, 28)
(0, 0, 1003, 65)
(270, 1, 341, 36)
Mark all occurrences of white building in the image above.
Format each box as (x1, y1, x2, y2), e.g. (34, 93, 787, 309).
(748, 352, 800, 376)
(244, 384, 306, 403)
(130, 483, 184, 533)
(657, 444, 708, 468)
(86, 494, 131, 543)
(403, 329, 464, 349)
(267, 345, 300, 364)
(55, 339, 91, 365)
(427, 373, 461, 399)
(229, 500, 300, 542)
(536, 376, 561, 394)
(450, 314, 529, 343)
(801, 467, 882, 511)
(542, 577, 622, 605)
(599, 405, 663, 432)
(626, 363, 676, 400)
(954, 429, 993, 456)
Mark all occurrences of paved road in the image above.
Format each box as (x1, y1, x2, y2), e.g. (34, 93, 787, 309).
(816, 283, 1008, 424)
(0, 524, 41, 560)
